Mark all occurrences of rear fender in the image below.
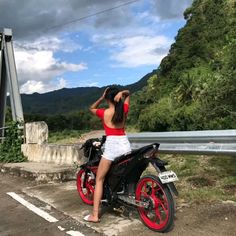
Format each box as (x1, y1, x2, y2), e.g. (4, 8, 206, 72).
(150, 159, 179, 196)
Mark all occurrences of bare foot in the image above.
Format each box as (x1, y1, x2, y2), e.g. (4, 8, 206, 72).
(83, 214, 100, 223)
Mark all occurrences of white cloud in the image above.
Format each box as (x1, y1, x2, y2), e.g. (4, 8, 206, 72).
(16, 36, 82, 52)
(152, 0, 193, 20)
(15, 48, 87, 84)
(77, 80, 99, 87)
(0, 0, 193, 93)
(0, 0, 192, 39)
(20, 77, 67, 94)
(110, 35, 173, 67)
(14, 37, 87, 94)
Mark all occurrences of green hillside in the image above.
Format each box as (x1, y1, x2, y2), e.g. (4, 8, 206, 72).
(18, 73, 154, 131)
(20, 72, 152, 115)
(129, 0, 236, 131)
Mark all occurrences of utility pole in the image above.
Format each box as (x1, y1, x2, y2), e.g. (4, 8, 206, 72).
(0, 28, 24, 141)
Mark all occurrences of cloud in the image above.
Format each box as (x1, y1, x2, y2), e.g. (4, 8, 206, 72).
(94, 34, 173, 68)
(16, 36, 82, 52)
(0, 0, 192, 39)
(0, 0, 193, 93)
(152, 0, 193, 20)
(113, 35, 173, 67)
(14, 37, 87, 94)
(0, 0, 133, 39)
(20, 77, 67, 94)
(15, 47, 87, 84)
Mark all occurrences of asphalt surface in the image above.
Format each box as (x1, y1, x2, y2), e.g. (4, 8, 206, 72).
(0, 173, 100, 236)
(1, 171, 236, 236)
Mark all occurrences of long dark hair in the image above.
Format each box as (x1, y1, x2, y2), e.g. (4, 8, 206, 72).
(104, 86, 125, 125)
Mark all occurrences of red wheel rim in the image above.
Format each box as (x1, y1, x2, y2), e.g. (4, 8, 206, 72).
(136, 177, 170, 230)
(77, 169, 95, 205)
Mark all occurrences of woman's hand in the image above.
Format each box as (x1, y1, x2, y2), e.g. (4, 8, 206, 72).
(101, 87, 109, 100)
(90, 87, 109, 112)
(114, 91, 123, 102)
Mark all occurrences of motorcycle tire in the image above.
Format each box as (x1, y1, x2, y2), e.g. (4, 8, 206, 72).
(135, 175, 175, 232)
(76, 168, 95, 205)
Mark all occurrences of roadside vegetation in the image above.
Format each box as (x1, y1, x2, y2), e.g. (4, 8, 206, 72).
(0, 121, 26, 163)
(3, 0, 235, 204)
(147, 154, 236, 204)
(19, 1, 235, 134)
(50, 128, 236, 204)
(129, 0, 236, 131)
(48, 129, 86, 144)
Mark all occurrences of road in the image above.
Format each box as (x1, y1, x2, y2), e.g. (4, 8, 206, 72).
(0, 173, 100, 236)
(0, 172, 236, 236)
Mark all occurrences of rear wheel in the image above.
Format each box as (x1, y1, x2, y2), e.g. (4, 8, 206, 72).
(76, 168, 95, 205)
(135, 175, 175, 232)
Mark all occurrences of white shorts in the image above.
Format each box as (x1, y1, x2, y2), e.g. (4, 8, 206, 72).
(102, 135, 131, 161)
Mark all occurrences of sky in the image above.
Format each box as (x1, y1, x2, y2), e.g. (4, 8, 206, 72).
(0, 0, 193, 94)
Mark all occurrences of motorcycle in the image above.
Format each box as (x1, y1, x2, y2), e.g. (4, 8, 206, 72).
(77, 136, 178, 232)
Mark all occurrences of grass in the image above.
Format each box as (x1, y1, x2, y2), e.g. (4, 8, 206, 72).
(47, 129, 236, 204)
(48, 129, 88, 144)
(48, 125, 137, 144)
(159, 154, 236, 204)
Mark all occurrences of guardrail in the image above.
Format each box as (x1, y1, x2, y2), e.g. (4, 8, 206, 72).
(128, 130, 236, 156)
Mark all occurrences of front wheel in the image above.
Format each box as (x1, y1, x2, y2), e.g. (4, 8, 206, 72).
(76, 168, 95, 205)
(135, 175, 175, 232)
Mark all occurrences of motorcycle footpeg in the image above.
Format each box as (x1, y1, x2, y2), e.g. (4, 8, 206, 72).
(101, 199, 108, 203)
(113, 206, 125, 214)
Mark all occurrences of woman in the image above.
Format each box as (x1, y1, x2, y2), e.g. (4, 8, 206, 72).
(84, 86, 131, 223)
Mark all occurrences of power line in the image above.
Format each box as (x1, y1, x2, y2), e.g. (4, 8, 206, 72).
(44, 0, 142, 32)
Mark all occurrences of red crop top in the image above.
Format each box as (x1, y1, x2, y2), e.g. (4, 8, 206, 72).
(96, 103, 129, 136)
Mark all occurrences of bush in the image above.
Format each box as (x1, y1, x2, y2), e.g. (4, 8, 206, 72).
(138, 97, 173, 131)
(0, 121, 26, 163)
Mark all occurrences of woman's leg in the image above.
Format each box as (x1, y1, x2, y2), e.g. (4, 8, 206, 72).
(87, 157, 112, 222)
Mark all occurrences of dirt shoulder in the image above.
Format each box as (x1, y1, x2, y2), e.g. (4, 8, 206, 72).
(78, 130, 105, 143)
(50, 130, 236, 235)
(20, 177, 236, 236)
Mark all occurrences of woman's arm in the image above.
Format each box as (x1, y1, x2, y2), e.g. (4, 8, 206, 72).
(89, 97, 103, 115)
(89, 87, 109, 115)
(114, 90, 130, 105)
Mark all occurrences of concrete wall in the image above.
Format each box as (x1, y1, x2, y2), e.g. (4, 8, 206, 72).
(25, 122, 48, 144)
(22, 122, 85, 165)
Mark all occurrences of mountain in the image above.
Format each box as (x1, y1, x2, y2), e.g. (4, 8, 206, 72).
(129, 0, 236, 131)
(20, 71, 154, 115)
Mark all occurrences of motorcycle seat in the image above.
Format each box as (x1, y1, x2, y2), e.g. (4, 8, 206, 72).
(113, 143, 160, 165)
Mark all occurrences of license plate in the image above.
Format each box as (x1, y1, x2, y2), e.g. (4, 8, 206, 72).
(158, 171, 178, 184)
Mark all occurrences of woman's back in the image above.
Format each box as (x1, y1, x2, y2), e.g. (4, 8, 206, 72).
(90, 87, 130, 136)
(85, 86, 131, 223)
(103, 106, 127, 129)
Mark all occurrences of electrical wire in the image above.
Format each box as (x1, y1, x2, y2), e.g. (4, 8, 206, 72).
(44, 0, 142, 32)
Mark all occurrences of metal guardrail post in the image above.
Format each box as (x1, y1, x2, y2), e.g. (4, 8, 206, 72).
(3, 28, 24, 122)
(0, 31, 7, 141)
(0, 28, 24, 142)
(128, 130, 236, 156)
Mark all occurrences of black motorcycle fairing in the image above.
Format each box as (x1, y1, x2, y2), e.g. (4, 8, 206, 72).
(112, 143, 160, 165)
(150, 157, 168, 166)
(150, 160, 179, 196)
(106, 152, 150, 194)
(79, 142, 162, 197)
(77, 137, 177, 232)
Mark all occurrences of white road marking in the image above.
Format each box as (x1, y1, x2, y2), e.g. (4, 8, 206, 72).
(66, 231, 85, 236)
(58, 226, 65, 231)
(7, 192, 86, 236)
(6, 192, 58, 223)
